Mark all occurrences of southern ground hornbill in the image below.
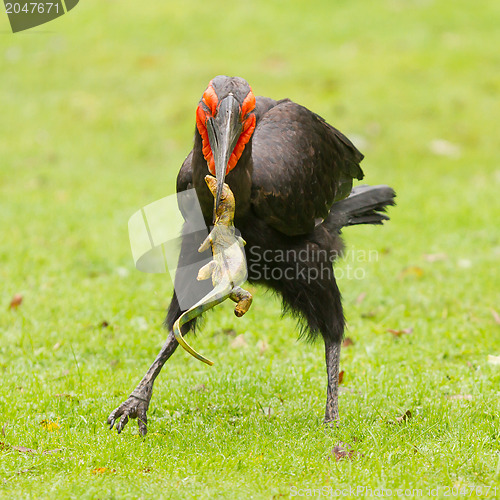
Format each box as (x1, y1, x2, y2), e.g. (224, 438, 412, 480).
(108, 75, 395, 435)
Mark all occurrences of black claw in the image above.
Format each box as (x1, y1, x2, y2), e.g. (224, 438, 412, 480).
(138, 415, 147, 436)
(108, 394, 150, 435)
(117, 414, 128, 434)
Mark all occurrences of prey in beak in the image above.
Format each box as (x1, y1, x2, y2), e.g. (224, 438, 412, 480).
(172, 175, 252, 366)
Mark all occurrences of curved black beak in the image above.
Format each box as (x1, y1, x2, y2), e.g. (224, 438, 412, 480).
(206, 95, 242, 216)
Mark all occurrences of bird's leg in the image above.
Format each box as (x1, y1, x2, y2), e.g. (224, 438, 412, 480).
(324, 338, 342, 424)
(229, 286, 253, 318)
(108, 220, 211, 436)
(107, 331, 179, 436)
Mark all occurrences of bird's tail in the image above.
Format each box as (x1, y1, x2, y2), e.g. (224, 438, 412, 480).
(324, 185, 396, 233)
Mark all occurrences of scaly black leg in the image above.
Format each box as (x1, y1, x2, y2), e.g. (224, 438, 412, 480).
(108, 224, 211, 436)
(324, 339, 341, 423)
(107, 331, 179, 436)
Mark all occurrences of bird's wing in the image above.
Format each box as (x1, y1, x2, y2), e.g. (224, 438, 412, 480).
(176, 150, 196, 221)
(254, 95, 279, 121)
(250, 99, 364, 236)
(177, 150, 193, 193)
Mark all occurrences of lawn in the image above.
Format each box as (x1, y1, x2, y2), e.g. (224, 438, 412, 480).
(1, 0, 499, 498)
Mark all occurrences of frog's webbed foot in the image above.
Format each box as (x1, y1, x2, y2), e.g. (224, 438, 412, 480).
(230, 286, 253, 317)
(197, 260, 217, 281)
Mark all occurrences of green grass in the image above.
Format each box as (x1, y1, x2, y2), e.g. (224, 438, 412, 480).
(1, 0, 500, 497)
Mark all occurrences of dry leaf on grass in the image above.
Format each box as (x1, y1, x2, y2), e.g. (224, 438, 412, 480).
(338, 370, 345, 384)
(487, 355, 500, 365)
(0, 442, 59, 454)
(40, 420, 60, 432)
(92, 467, 116, 475)
(398, 266, 424, 279)
(429, 139, 461, 158)
(342, 337, 354, 347)
(457, 258, 473, 269)
(42, 449, 62, 455)
(230, 334, 247, 349)
(257, 340, 269, 355)
(394, 410, 412, 424)
(13, 445, 37, 453)
(447, 394, 473, 401)
(355, 292, 367, 305)
(387, 328, 413, 337)
(339, 387, 356, 394)
(329, 442, 356, 461)
(136, 55, 160, 69)
(9, 293, 23, 310)
(491, 309, 500, 325)
(262, 406, 274, 417)
(15, 467, 37, 475)
(54, 393, 78, 400)
(423, 253, 448, 262)
(191, 384, 209, 393)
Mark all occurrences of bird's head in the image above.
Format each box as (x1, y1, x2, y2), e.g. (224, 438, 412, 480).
(196, 76, 256, 212)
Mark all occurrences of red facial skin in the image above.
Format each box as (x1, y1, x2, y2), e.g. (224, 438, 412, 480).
(195, 82, 256, 175)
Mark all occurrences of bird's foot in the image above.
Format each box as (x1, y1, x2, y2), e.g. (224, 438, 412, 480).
(108, 390, 150, 436)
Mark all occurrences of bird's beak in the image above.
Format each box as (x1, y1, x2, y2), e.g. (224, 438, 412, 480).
(206, 95, 242, 214)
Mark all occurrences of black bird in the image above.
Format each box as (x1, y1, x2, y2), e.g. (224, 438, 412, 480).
(108, 76, 395, 435)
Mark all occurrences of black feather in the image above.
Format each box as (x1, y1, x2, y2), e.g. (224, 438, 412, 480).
(167, 77, 395, 347)
(324, 185, 396, 233)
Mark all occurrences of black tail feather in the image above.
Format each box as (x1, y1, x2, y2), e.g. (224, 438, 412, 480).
(324, 184, 396, 233)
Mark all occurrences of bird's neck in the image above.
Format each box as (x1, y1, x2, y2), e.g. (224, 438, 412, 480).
(192, 129, 253, 224)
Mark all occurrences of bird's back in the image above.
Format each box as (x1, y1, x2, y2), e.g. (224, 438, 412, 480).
(176, 95, 365, 238)
(250, 99, 364, 236)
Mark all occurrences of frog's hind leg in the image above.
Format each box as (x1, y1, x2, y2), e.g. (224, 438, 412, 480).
(197, 260, 217, 281)
(230, 287, 253, 317)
